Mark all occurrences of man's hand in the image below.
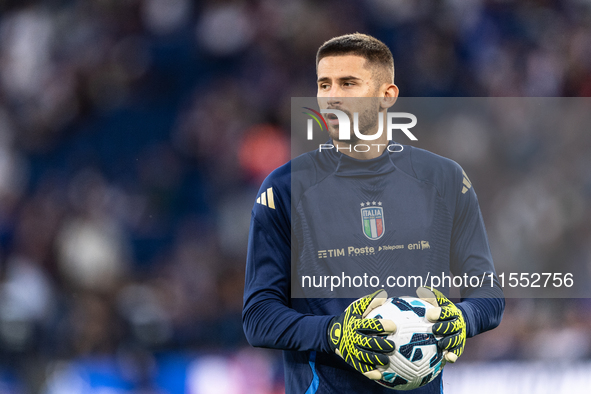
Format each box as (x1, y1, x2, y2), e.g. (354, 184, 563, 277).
(416, 286, 466, 363)
(328, 290, 397, 380)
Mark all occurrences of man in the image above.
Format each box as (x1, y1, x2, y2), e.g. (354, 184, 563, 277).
(243, 33, 504, 393)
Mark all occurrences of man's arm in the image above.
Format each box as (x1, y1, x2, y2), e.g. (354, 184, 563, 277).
(242, 165, 334, 353)
(450, 167, 505, 338)
(408, 148, 505, 338)
(242, 211, 334, 353)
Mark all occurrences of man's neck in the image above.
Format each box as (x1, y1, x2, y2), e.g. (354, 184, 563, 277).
(333, 114, 390, 159)
(333, 138, 390, 160)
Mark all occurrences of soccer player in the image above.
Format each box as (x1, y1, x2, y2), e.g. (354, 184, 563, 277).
(243, 33, 504, 393)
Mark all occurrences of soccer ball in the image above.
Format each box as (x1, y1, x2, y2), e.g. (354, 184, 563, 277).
(365, 297, 445, 390)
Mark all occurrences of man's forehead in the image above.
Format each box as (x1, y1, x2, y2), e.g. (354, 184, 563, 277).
(317, 55, 371, 79)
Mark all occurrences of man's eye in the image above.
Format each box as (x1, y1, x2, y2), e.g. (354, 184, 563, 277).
(320, 84, 330, 90)
(343, 82, 354, 87)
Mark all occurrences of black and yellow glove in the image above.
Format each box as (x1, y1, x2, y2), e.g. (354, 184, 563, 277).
(416, 286, 466, 363)
(328, 290, 397, 380)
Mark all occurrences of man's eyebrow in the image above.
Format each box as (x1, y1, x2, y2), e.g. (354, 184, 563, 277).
(317, 76, 362, 83)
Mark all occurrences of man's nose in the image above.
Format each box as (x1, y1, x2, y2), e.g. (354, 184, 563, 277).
(327, 97, 342, 107)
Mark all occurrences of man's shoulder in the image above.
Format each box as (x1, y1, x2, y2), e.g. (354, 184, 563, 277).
(406, 145, 462, 174)
(257, 149, 336, 211)
(259, 150, 320, 191)
(394, 145, 464, 198)
(262, 160, 291, 189)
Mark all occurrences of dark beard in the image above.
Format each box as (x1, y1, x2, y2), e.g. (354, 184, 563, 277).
(356, 103, 380, 137)
(324, 96, 383, 143)
(329, 104, 381, 144)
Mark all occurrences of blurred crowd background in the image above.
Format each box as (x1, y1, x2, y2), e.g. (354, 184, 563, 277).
(0, 0, 590, 393)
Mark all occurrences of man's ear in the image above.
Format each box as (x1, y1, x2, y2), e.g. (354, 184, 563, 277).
(379, 83, 399, 109)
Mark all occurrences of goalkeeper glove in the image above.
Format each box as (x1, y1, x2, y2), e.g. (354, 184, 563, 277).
(327, 290, 397, 380)
(416, 286, 466, 363)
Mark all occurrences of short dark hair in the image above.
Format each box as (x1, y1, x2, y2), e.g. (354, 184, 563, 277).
(316, 33, 395, 85)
